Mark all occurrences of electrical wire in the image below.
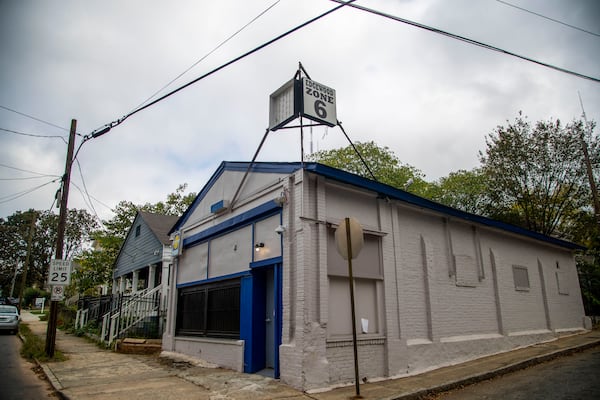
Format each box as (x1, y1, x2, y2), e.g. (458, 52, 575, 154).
(0, 127, 68, 142)
(74, 159, 100, 220)
(328, 0, 600, 84)
(0, 105, 81, 135)
(132, 0, 282, 112)
(0, 163, 60, 178)
(82, 0, 356, 143)
(70, 181, 106, 227)
(0, 178, 60, 204)
(0, 176, 58, 181)
(495, 0, 600, 37)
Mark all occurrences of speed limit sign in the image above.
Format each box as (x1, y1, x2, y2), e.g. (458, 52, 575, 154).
(48, 259, 72, 286)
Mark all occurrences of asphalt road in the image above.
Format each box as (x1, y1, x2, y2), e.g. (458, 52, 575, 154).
(0, 332, 57, 400)
(434, 346, 600, 400)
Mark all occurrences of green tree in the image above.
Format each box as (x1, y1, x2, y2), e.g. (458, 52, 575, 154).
(308, 141, 431, 196)
(104, 183, 195, 240)
(430, 168, 488, 214)
(72, 234, 121, 295)
(72, 184, 196, 294)
(479, 113, 598, 237)
(0, 209, 98, 297)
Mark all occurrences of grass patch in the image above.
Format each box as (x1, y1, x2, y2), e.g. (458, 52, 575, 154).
(19, 323, 66, 362)
(29, 310, 49, 321)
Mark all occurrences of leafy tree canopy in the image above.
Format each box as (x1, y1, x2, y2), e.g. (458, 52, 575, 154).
(0, 209, 98, 297)
(72, 183, 196, 294)
(429, 168, 489, 215)
(479, 112, 598, 237)
(308, 141, 431, 196)
(103, 183, 195, 240)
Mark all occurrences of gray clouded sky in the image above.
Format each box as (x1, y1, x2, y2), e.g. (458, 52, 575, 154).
(1, 0, 599, 223)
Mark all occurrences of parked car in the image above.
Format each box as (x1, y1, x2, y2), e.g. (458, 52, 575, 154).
(0, 305, 20, 334)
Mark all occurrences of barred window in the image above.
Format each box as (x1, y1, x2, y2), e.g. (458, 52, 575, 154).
(176, 279, 240, 338)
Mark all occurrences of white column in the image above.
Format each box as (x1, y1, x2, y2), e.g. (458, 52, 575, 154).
(112, 278, 119, 295)
(148, 265, 157, 289)
(132, 270, 140, 293)
(119, 276, 126, 293)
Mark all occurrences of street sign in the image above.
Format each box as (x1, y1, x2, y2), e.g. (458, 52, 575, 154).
(51, 285, 65, 301)
(48, 259, 72, 286)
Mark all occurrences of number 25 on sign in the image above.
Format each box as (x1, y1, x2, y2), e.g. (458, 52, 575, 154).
(48, 259, 72, 286)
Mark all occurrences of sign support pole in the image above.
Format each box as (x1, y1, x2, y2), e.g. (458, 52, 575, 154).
(45, 119, 76, 357)
(344, 217, 362, 398)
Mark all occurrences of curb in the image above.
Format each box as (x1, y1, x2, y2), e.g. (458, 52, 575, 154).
(17, 325, 69, 400)
(392, 338, 600, 400)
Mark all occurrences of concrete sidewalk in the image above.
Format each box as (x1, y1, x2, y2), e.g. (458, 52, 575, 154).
(21, 311, 600, 400)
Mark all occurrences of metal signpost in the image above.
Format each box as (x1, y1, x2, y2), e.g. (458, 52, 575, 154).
(335, 217, 364, 399)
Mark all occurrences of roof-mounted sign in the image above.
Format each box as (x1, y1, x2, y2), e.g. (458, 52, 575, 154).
(269, 77, 337, 131)
(302, 78, 336, 127)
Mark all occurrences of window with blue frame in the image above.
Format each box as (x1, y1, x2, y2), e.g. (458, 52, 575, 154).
(176, 279, 241, 338)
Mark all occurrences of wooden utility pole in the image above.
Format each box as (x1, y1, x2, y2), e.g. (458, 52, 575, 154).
(45, 119, 76, 357)
(578, 93, 600, 228)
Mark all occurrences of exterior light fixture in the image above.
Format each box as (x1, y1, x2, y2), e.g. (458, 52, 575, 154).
(255, 242, 264, 252)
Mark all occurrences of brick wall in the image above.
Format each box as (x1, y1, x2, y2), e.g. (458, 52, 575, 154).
(280, 175, 587, 391)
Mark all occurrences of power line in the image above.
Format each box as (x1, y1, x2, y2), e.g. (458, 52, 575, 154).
(0, 105, 77, 134)
(0, 178, 60, 204)
(70, 181, 106, 228)
(133, 0, 281, 112)
(495, 0, 600, 38)
(329, 0, 600, 84)
(0, 163, 60, 178)
(0, 176, 58, 181)
(83, 0, 357, 141)
(0, 127, 68, 143)
(74, 159, 100, 220)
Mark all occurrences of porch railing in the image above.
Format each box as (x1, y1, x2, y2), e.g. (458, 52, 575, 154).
(100, 285, 163, 346)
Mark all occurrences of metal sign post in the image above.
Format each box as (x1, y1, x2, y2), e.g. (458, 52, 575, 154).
(335, 217, 364, 399)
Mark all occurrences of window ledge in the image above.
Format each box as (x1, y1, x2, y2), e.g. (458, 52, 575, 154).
(175, 335, 244, 346)
(326, 335, 385, 348)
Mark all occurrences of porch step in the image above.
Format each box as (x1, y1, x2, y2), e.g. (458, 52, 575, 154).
(115, 338, 162, 355)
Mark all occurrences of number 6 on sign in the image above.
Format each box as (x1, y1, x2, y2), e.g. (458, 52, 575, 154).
(48, 259, 72, 286)
(302, 78, 337, 127)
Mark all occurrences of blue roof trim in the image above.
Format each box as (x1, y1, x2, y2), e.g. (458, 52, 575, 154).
(176, 270, 251, 289)
(250, 256, 283, 269)
(170, 161, 303, 234)
(304, 163, 585, 251)
(183, 200, 281, 248)
(172, 160, 583, 251)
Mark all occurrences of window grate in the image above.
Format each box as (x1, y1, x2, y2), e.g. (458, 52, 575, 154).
(176, 279, 240, 338)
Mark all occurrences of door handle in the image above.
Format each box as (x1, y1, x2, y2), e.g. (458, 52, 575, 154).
(265, 318, 271, 322)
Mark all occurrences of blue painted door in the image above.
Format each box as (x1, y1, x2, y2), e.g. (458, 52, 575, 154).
(265, 268, 275, 368)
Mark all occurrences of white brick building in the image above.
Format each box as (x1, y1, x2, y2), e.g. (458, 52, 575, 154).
(162, 161, 588, 392)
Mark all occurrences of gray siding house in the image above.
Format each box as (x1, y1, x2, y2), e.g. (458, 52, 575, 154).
(113, 211, 178, 307)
